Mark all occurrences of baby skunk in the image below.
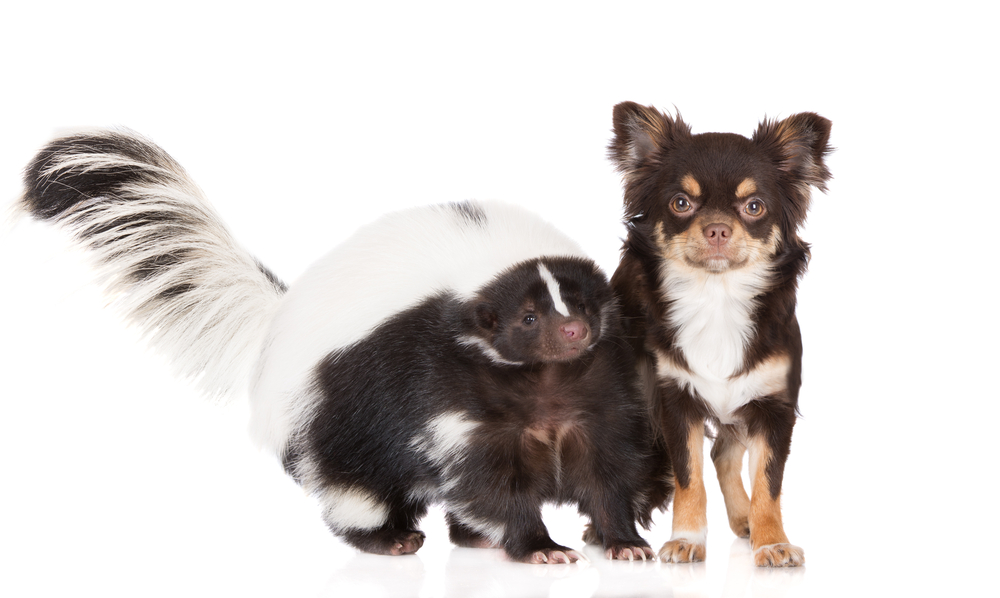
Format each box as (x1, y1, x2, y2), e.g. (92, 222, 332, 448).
(19, 130, 670, 564)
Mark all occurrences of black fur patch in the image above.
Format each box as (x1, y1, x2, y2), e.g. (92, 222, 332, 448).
(256, 259, 288, 293)
(449, 200, 487, 227)
(22, 132, 183, 221)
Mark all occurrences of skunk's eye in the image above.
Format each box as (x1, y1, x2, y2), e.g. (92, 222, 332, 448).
(744, 199, 766, 217)
(523, 314, 536, 325)
(670, 194, 692, 214)
(578, 303, 587, 315)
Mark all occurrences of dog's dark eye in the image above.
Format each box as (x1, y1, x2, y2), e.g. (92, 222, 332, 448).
(670, 194, 692, 214)
(744, 199, 766, 217)
(523, 314, 536, 325)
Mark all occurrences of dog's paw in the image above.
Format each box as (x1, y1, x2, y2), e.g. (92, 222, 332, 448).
(605, 545, 655, 561)
(729, 516, 750, 538)
(527, 548, 584, 564)
(658, 539, 705, 563)
(753, 543, 804, 567)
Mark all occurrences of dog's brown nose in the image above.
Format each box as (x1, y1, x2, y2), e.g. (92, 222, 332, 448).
(703, 223, 732, 246)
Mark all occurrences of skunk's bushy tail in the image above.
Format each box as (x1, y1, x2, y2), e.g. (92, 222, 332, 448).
(20, 130, 285, 398)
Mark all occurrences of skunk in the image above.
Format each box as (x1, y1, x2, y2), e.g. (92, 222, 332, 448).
(607, 102, 832, 567)
(19, 130, 671, 563)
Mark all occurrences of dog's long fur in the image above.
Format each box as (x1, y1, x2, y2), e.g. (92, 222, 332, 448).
(20, 130, 671, 563)
(608, 102, 832, 567)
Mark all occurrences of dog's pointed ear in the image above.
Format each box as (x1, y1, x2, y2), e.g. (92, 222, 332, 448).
(609, 102, 690, 178)
(753, 112, 833, 194)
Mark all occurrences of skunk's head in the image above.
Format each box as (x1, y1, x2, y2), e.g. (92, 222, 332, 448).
(608, 102, 832, 277)
(469, 258, 615, 366)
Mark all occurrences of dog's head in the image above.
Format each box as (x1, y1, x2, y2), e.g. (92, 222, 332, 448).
(608, 102, 832, 278)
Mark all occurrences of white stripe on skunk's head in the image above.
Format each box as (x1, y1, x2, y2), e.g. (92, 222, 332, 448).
(464, 257, 618, 365)
(536, 263, 571, 316)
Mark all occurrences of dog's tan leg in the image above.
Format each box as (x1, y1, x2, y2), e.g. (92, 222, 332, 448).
(747, 435, 803, 567)
(659, 421, 707, 562)
(711, 426, 750, 538)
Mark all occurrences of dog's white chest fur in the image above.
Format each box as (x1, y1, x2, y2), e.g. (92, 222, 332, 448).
(657, 264, 777, 422)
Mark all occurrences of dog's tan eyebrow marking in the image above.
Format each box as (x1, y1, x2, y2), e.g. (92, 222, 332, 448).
(681, 174, 702, 197)
(735, 177, 757, 199)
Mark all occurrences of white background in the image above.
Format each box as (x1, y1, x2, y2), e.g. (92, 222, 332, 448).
(1, 2, 996, 597)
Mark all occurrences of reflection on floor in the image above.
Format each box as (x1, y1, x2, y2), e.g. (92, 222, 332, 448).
(318, 505, 808, 598)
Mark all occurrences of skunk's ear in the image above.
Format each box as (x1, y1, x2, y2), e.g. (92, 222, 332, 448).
(475, 302, 498, 331)
(608, 101, 691, 178)
(753, 112, 833, 198)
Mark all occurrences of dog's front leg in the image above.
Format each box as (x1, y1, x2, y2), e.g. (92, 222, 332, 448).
(711, 424, 751, 538)
(743, 400, 804, 567)
(658, 419, 707, 562)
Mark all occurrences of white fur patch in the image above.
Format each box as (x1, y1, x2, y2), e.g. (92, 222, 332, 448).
(456, 335, 524, 366)
(319, 486, 390, 531)
(669, 527, 707, 545)
(537, 262, 570, 316)
(249, 201, 587, 454)
(657, 351, 791, 424)
(411, 412, 478, 467)
(407, 481, 440, 504)
(411, 413, 479, 505)
(451, 511, 506, 546)
(659, 261, 777, 422)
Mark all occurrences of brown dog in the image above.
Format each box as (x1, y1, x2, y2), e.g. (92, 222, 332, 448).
(607, 102, 832, 567)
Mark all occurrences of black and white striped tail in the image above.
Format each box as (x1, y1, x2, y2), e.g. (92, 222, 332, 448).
(21, 129, 285, 397)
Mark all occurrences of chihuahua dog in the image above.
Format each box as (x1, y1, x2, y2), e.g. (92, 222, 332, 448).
(607, 102, 831, 567)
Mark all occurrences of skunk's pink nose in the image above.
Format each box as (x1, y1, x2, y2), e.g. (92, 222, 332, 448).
(703, 223, 732, 246)
(561, 321, 588, 342)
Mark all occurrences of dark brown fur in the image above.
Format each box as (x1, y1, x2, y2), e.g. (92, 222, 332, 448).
(607, 102, 832, 567)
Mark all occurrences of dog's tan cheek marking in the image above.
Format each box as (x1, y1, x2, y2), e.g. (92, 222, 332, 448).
(656, 221, 692, 266)
(739, 224, 782, 267)
(654, 221, 667, 248)
(736, 177, 757, 199)
(747, 435, 788, 549)
(681, 174, 702, 197)
(653, 221, 672, 261)
(766, 225, 781, 253)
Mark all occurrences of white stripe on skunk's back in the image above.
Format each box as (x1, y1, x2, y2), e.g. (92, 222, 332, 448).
(249, 200, 587, 453)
